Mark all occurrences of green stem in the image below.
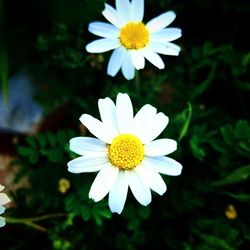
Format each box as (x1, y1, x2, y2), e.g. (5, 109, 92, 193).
(135, 70, 141, 97)
(5, 213, 67, 232)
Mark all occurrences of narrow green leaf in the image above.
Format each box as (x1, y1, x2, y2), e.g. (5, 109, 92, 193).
(178, 102, 192, 141)
(0, 0, 8, 103)
(212, 165, 250, 187)
(223, 192, 250, 202)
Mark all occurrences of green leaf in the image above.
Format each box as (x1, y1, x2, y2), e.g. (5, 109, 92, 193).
(47, 132, 57, 146)
(223, 192, 250, 202)
(221, 125, 235, 145)
(190, 62, 217, 101)
(37, 134, 47, 148)
(197, 232, 234, 250)
(212, 165, 250, 187)
(234, 120, 249, 140)
(178, 102, 192, 141)
(81, 206, 91, 221)
(18, 146, 32, 156)
(0, 0, 8, 103)
(26, 137, 37, 148)
(190, 135, 206, 160)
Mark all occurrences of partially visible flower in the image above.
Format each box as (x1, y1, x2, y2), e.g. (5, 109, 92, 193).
(86, 0, 182, 80)
(58, 178, 71, 194)
(225, 205, 237, 220)
(67, 93, 182, 214)
(0, 185, 10, 228)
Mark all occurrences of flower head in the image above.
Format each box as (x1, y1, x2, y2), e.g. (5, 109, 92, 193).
(58, 178, 71, 194)
(225, 204, 237, 220)
(67, 93, 182, 214)
(0, 185, 10, 228)
(86, 0, 182, 80)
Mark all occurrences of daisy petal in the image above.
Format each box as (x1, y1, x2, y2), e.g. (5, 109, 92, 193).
(0, 217, 6, 228)
(116, 93, 134, 133)
(121, 52, 136, 80)
(86, 38, 120, 53)
(144, 139, 177, 156)
(89, 164, 119, 202)
(130, 50, 145, 70)
(108, 171, 128, 214)
(136, 164, 167, 195)
(132, 104, 157, 142)
(107, 47, 126, 77)
(148, 42, 181, 56)
(67, 156, 108, 173)
(144, 112, 169, 143)
(102, 3, 124, 28)
(80, 114, 113, 143)
(146, 11, 176, 33)
(0, 185, 4, 192)
(126, 170, 151, 206)
(0, 193, 10, 206)
(88, 22, 119, 38)
(116, 0, 131, 23)
(143, 49, 165, 69)
(0, 206, 5, 215)
(144, 156, 183, 176)
(131, 0, 144, 22)
(69, 137, 107, 156)
(98, 97, 119, 137)
(150, 28, 182, 42)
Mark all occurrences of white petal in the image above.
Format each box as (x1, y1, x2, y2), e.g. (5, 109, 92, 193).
(132, 104, 157, 142)
(0, 217, 6, 228)
(146, 11, 176, 33)
(144, 156, 183, 176)
(150, 28, 182, 42)
(131, 0, 144, 22)
(88, 22, 119, 38)
(144, 139, 177, 156)
(98, 97, 119, 137)
(143, 49, 165, 69)
(116, 93, 134, 133)
(89, 164, 119, 202)
(0, 206, 5, 215)
(0, 185, 4, 192)
(102, 3, 124, 28)
(126, 170, 151, 206)
(115, 0, 131, 23)
(121, 52, 136, 80)
(107, 47, 126, 77)
(80, 114, 113, 143)
(136, 164, 167, 195)
(130, 50, 145, 70)
(108, 171, 128, 214)
(86, 38, 120, 53)
(0, 193, 10, 206)
(67, 156, 108, 173)
(69, 137, 107, 156)
(148, 42, 181, 56)
(143, 112, 169, 143)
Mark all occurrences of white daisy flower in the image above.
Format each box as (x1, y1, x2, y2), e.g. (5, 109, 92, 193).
(67, 93, 182, 214)
(0, 185, 10, 228)
(86, 0, 182, 80)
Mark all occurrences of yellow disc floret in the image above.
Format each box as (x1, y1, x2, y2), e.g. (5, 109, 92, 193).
(108, 134, 144, 170)
(119, 22, 149, 49)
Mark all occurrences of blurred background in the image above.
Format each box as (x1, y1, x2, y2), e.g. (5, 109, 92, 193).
(0, 0, 250, 249)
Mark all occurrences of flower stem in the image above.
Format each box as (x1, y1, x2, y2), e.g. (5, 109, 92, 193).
(135, 70, 141, 97)
(5, 213, 67, 232)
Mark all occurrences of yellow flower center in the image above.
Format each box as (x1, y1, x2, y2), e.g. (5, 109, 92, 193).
(119, 22, 150, 49)
(225, 205, 237, 220)
(108, 134, 144, 170)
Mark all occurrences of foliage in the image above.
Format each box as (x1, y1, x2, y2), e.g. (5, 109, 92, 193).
(0, 0, 250, 249)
